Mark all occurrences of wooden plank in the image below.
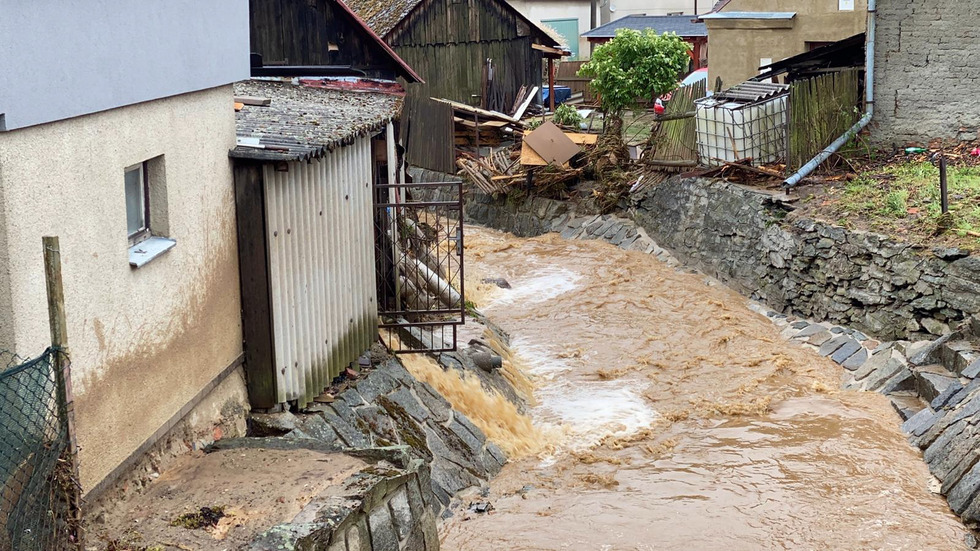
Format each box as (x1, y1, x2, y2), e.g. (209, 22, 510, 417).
(42, 235, 83, 542)
(431, 96, 519, 123)
(454, 117, 509, 128)
(233, 162, 279, 409)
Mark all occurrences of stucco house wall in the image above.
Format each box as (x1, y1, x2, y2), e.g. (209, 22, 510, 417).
(872, 0, 980, 145)
(0, 85, 246, 493)
(704, 0, 866, 88)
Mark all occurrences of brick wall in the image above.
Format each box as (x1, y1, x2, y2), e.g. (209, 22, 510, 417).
(872, 0, 980, 145)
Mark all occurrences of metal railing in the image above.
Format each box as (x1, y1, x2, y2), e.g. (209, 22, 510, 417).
(375, 181, 466, 353)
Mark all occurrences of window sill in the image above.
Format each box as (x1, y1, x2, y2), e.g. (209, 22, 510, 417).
(128, 237, 176, 268)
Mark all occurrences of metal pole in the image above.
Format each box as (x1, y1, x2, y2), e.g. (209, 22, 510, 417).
(940, 155, 949, 214)
(43, 236, 83, 545)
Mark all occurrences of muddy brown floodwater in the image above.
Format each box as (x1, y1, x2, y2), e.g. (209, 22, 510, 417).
(439, 226, 967, 550)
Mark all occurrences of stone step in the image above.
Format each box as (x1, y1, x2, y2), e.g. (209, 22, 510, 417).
(941, 339, 980, 376)
(912, 365, 961, 403)
(890, 393, 926, 421)
(908, 334, 953, 366)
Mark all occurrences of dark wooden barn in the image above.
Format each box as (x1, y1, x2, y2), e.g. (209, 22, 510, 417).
(343, 0, 560, 110)
(249, 0, 422, 82)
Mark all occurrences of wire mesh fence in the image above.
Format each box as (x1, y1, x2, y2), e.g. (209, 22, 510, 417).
(0, 348, 80, 551)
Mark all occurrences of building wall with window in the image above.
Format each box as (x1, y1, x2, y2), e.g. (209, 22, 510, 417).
(703, 0, 867, 88)
(0, 85, 247, 493)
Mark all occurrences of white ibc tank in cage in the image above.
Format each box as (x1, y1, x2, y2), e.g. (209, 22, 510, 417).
(695, 82, 789, 166)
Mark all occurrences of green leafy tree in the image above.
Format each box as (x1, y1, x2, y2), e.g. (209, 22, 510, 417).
(578, 29, 691, 136)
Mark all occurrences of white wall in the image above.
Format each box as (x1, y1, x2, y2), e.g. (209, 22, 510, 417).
(0, 85, 244, 492)
(604, 0, 710, 23)
(0, 0, 250, 131)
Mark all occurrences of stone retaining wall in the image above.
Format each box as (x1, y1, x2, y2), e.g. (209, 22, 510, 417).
(632, 177, 980, 341)
(253, 356, 507, 515)
(419, 172, 980, 341)
(241, 443, 439, 551)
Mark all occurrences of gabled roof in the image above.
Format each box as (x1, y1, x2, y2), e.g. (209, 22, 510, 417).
(231, 79, 401, 162)
(332, 0, 424, 82)
(342, 0, 559, 45)
(582, 15, 706, 39)
(341, 0, 423, 39)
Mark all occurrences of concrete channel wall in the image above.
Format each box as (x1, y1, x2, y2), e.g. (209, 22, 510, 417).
(246, 444, 440, 551)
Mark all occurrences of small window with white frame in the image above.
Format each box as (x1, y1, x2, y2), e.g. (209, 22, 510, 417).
(124, 156, 175, 268)
(125, 162, 150, 245)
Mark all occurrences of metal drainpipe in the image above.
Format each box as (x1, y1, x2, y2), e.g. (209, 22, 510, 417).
(784, 0, 877, 188)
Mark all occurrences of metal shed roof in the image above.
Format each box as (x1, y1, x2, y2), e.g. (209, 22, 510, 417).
(582, 15, 706, 39)
(699, 11, 797, 20)
(231, 79, 401, 162)
(709, 81, 789, 103)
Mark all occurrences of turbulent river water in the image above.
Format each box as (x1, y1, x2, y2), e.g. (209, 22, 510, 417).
(437, 225, 967, 550)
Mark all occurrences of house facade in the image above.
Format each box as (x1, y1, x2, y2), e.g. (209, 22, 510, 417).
(701, 0, 867, 89)
(0, 0, 250, 496)
(506, 0, 595, 60)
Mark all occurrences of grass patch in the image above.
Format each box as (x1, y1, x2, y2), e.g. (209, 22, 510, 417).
(831, 161, 980, 246)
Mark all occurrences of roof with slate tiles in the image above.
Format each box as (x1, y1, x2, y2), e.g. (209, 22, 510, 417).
(231, 79, 401, 162)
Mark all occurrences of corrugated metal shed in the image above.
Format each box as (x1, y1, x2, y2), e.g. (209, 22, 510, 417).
(260, 140, 378, 406)
(232, 80, 397, 409)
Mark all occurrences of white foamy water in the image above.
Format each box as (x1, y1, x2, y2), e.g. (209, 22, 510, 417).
(490, 267, 582, 305)
(534, 381, 659, 446)
(509, 338, 659, 454)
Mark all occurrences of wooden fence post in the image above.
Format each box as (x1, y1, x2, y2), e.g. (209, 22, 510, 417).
(42, 236, 83, 545)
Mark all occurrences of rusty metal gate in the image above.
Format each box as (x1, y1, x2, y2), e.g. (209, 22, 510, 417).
(374, 181, 465, 353)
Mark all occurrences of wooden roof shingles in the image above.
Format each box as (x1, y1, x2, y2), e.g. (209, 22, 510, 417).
(231, 80, 401, 162)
